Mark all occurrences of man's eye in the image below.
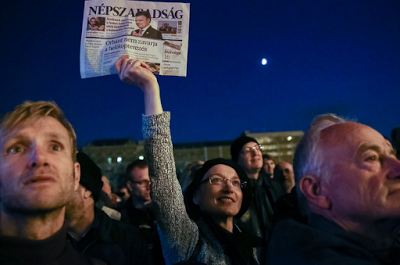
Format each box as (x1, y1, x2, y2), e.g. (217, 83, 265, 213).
(365, 155, 378, 161)
(52, 145, 62, 151)
(10, 146, 25, 154)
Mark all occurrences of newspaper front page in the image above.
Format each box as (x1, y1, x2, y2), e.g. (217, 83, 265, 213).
(80, 0, 190, 79)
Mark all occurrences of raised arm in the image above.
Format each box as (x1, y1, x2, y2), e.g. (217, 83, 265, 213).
(115, 56, 199, 264)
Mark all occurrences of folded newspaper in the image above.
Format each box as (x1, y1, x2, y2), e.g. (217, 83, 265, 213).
(80, 0, 190, 78)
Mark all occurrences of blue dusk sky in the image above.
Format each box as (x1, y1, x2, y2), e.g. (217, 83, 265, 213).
(1, 0, 399, 147)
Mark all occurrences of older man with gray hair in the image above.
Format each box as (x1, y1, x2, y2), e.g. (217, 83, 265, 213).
(266, 114, 400, 265)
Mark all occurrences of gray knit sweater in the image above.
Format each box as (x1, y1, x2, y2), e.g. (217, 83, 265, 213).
(142, 112, 258, 265)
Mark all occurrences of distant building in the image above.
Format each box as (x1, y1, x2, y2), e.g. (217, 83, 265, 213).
(173, 141, 232, 172)
(80, 130, 303, 190)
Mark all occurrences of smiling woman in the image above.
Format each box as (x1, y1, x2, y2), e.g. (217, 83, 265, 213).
(115, 55, 260, 265)
(184, 159, 252, 231)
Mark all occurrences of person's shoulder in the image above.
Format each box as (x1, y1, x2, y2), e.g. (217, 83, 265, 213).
(100, 207, 140, 230)
(148, 26, 162, 35)
(267, 218, 381, 265)
(94, 207, 138, 238)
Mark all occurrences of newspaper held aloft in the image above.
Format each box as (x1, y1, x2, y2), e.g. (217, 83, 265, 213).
(80, 0, 190, 79)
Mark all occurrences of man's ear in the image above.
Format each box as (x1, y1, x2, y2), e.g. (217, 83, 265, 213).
(126, 181, 133, 192)
(83, 189, 92, 200)
(299, 175, 330, 210)
(74, 162, 81, 191)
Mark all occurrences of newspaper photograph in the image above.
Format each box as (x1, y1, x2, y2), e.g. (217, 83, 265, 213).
(80, 0, 190, 79)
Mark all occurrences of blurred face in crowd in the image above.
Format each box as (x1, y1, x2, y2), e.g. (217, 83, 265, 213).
(101, 176, 112, 197)
(279, 161, 295, 191)
(127, 166, 151, 204)
(0, 117, 80, 213)
(263, 159, 275, 175)
(318, 122, 400, 223)
(237, 142, 263, 175)
(120, 187, 130, 200)
(135, 15, 150, 29)
(89, 18, 96, 26)
(194, 164, 243, 220)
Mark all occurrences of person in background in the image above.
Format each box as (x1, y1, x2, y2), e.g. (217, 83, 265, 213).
(122, 159, 165, 265)
(273, 161, 295, 194)
(99, 176, 121, 220)
(65, 152, 147, 265)
(230, 136, 279, 241)
(262, 154, 275, 178)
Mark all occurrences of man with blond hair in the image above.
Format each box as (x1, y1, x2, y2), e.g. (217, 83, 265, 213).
(0, 101, 103, 264)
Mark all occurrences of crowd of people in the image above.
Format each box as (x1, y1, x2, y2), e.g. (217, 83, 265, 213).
(1, 55, 400, 265)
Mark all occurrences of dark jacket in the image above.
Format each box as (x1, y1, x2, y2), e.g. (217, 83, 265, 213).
(68, 207, 148, 265)
(0, 225, 102, 265)
(121, 200, 165, 265)
(234, 174, 276, 241)
(133, 26, 163, 40)
(266, 214, 400, 265)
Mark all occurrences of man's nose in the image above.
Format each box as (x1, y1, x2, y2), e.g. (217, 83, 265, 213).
(386, 155, 400, 179)
(28, 144, 48, 169)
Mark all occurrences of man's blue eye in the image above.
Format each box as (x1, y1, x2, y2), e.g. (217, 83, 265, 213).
(10, 146, 24, 153)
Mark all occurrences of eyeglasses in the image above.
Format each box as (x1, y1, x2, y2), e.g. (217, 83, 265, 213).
(242, 145, 263, 155)
(131, 180, 151, 186)
(201, 176, 247, 189)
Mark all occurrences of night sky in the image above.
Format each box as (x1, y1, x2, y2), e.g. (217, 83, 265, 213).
(1, 0, 399, 148)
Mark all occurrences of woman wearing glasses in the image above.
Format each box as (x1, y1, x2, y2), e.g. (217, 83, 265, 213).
(115, 56, 260, 265)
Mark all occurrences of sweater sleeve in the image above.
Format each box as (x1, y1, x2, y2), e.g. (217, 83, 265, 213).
(142, 112, 199, 265)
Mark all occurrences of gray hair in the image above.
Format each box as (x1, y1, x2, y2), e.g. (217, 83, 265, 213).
(293, 113, 350, 215)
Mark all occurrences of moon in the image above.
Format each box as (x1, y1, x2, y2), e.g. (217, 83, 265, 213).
(261, 58, 267, 65)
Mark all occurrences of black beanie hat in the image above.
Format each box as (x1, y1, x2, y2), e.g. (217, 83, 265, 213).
(77, 152, 103, 202)
(230, 136, 259, 162)
(184, 158, 253, 221)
